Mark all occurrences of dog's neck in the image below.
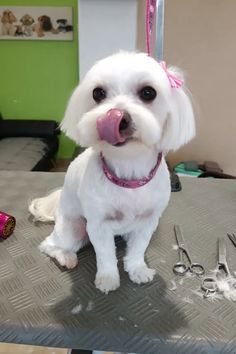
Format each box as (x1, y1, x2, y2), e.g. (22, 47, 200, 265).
(99, 146, 163, 182)
(100, 151, 162, 188)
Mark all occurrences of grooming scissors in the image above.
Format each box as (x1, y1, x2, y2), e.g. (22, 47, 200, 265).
(173, 225, 205, 276)
(201, 238, 232, 297)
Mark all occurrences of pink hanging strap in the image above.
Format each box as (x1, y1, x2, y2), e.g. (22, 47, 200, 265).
(146, 0, 183, 89)
(145, 0, 156, 56)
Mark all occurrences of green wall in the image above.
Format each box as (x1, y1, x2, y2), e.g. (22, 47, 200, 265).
(0, 0, 78, 157)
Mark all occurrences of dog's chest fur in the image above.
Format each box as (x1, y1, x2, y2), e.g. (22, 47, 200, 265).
(65, 148, 171, 234)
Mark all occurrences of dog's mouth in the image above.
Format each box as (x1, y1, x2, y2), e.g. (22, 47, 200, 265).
(114, 137, 138, 147)
(97, 109, 134, 146)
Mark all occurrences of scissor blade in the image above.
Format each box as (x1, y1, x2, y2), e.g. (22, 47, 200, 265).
(174, 225, 185, 249)
(227, 233, 236, 248)
(218, 237, 227, 264)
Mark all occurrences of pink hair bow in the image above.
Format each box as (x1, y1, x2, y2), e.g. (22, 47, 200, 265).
(160, 61, 184, 89)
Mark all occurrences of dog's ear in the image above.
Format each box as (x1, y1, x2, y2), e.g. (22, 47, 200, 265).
(9, 11, 17, 23)
(159, 67, 195, 152)
(60, 84, 86, 143)
(2, 11, 8, 23)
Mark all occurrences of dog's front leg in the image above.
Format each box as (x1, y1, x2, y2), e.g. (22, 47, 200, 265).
(87, 223, 120, 294)
(124, 224, 157, 284)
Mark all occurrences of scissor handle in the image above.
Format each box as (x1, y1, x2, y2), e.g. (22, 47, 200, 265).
(173, 262, 189, 276)
(190, 263, 205, 276)
(201, 277, 218, 297)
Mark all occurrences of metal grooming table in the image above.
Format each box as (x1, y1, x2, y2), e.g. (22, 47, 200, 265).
(0, 171, 236, 353)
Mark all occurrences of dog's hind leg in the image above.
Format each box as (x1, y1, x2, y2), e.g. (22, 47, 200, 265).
(39, 214, 88, 269)
(123, 223, 157, 284)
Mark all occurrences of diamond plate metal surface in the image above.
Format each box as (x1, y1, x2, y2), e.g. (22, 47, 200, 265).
(0, 171, 236, 353)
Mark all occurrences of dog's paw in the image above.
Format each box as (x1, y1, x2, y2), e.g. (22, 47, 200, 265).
(54, 250, 78, 269)
(128, 265, 156, 284)
(39, 241, 78, 269)
(95, 272, 120, 294)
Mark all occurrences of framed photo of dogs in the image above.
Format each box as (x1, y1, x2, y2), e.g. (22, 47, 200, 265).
(0, 6, 73, 40)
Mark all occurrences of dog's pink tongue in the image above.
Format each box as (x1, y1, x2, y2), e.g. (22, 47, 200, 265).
(97, 109, 126, 145)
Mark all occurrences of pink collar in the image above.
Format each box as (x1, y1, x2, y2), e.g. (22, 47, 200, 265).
(100, 152, 163, 189)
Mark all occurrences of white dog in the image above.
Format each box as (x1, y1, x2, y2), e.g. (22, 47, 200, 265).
(29, 52, 195, 294)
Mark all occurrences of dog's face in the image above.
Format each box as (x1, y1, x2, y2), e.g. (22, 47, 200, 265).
(61, 52, 195, 156)
(2, 10, 16, 24)
(20, 14, 34, 26)
(57, 19, 67, 25)
(38, 15, 50, 23)
(38, 15, 52, 30)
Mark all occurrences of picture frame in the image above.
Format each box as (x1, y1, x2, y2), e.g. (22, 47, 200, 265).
(0, 6, 73, 41)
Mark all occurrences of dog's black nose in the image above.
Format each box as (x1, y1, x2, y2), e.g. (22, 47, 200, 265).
(119, 111, 132, 136)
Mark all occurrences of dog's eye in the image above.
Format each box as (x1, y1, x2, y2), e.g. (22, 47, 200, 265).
(93, 87, 106, 103)
(138, 86, 157, 102)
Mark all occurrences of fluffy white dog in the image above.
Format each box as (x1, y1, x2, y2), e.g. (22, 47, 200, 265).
(29, 52, 195, 294)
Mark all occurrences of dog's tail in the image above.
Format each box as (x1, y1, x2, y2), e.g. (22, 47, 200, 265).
(28, 189, 61, 222)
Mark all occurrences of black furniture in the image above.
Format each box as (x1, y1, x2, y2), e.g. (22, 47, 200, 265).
(0, 117, 60, 171)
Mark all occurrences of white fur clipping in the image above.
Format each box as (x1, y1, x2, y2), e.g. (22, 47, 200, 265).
(215, 276, 236, 301)
(85, 301, 94, 312)
(182, 296, 194, 304)
(71, 304, 82, 314)
(169, 279, 177, 291)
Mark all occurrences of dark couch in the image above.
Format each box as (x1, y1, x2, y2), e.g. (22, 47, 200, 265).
(0, 117, 60, 171)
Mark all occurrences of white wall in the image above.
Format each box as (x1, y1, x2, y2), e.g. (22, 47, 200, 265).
(78, 0, 138, 78)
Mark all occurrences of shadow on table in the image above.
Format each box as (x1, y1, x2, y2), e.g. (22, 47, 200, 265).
(47, 237, 189, 353)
